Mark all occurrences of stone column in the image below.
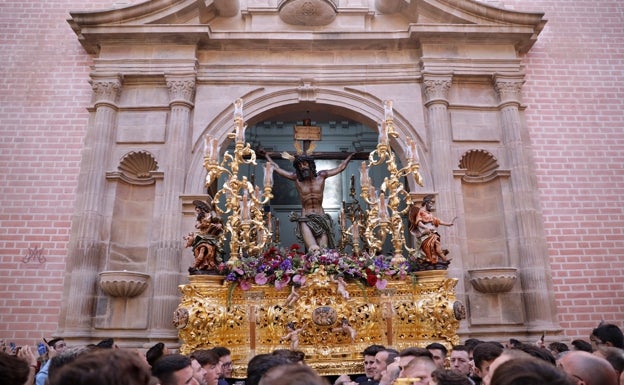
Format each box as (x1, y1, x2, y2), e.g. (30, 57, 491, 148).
(422, 74, 459, 255)
(61, 76, 121, 333)
(150, 75, 196, 335)
(493, 74, 558, 328)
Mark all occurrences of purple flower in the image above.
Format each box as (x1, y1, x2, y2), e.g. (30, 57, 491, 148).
(279, 259, 292, 271)
(375, 278, 388, 290)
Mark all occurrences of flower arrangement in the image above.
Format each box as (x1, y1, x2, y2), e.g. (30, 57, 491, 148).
(218, 244, 413, 290)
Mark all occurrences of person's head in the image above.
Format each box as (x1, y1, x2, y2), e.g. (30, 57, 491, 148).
(49, 348, 153, 385)
(482, 349, 531, 385)
(190, 349, 221, 385)
(472, 342, 503, 380)
(373, 349, 397, 381)
(190, 358, 208, 385)
(591, 323, 624, 349)
(379, 361, 400, 385)
(293, 155, 317, 181)
(146, 343, 168, 367)
(514, 343, 556, 366)
(48, 338, 68, 354)
(246, 353, 292, 385)
(449, 345, 471, 376)
(399, 356, 437, 384)
(362, 344, 386, 378)
(152, 354, 198, 385)
(571, 339, 593, 353)
(557, 350, 618, 385)
(48, 346, 95, 381)
(430, 368, 472, 385)
(271, 349, 305, 364)
(426, 343, 448, 369)
(211, 347, 232, 378)
(259, 363, 329, 385)
(549, 342, 570, 357)
(592, 346, 624, 380)
(96, 338, 117, 349)
(398, 347, 433, 375)
(463, 339, 483, 353)
(0, 351, 30, 385)
(490, 357, 575, 385)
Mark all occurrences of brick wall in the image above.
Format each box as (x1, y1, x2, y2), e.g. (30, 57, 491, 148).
(1, 0, 622, 346)
(0, 0, 110, 346)
(505, 0, 624, 339)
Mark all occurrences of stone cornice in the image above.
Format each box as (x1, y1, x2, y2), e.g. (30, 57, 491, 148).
(68, 0, 546, 55)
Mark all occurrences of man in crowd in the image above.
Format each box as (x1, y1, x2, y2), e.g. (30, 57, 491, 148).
(426, 343, 448, 369)
(212, 347, 232, 385)
(152, 354, 200, 385)
(449, 345, 475, 385)
(36, 337, 68, 385)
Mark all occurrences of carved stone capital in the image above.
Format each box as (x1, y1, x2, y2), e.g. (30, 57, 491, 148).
(166, 77, 196, 106)
(423, 77, 452, 105)
(90, 78, 121, 106)
(493, 75, 524, 104)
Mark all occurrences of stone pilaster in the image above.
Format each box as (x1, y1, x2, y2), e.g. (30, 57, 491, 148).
(61, 76, 121, 333)
(150, 75, 196, 334)
(422, 74, 458, 252)
(493, 74, 558, 329)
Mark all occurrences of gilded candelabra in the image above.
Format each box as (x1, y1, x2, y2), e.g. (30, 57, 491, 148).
(338, 175, 366, 255)
(359, 100, 423, 263)
(203, 99, 274, 263)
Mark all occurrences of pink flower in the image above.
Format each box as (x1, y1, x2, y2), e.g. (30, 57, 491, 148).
(239, 280, 252, 291)
(275, 276, 291, 290)
(293, 274, 306, 286)
(375, 278, 388, 290)
(254, 272, 268, 285)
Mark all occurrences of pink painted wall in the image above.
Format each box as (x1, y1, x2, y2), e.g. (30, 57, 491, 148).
(0, 0, 622, 346)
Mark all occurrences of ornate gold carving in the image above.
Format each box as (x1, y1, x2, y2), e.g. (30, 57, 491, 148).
(176, 269, 461, 377)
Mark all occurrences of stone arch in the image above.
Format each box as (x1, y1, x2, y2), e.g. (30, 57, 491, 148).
(185, 87, 432, 194)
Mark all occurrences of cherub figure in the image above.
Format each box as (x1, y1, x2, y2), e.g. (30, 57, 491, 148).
(332, 275, 350, 299)
(332, 317, 356, 342)
(284, 284, 301, 307)
(281, 322, 303, 350)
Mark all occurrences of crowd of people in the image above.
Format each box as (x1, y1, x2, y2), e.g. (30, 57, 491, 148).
(1, 322, 623, 385)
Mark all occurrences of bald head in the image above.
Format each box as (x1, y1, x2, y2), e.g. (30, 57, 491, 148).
(558, 350, 618, 385)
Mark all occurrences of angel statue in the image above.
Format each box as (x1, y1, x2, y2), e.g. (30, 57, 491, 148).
(408, 195, 454, 266)
(185, 198, 224, 274)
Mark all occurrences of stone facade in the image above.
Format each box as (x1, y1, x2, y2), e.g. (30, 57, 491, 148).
(0, 0, 622, 347)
